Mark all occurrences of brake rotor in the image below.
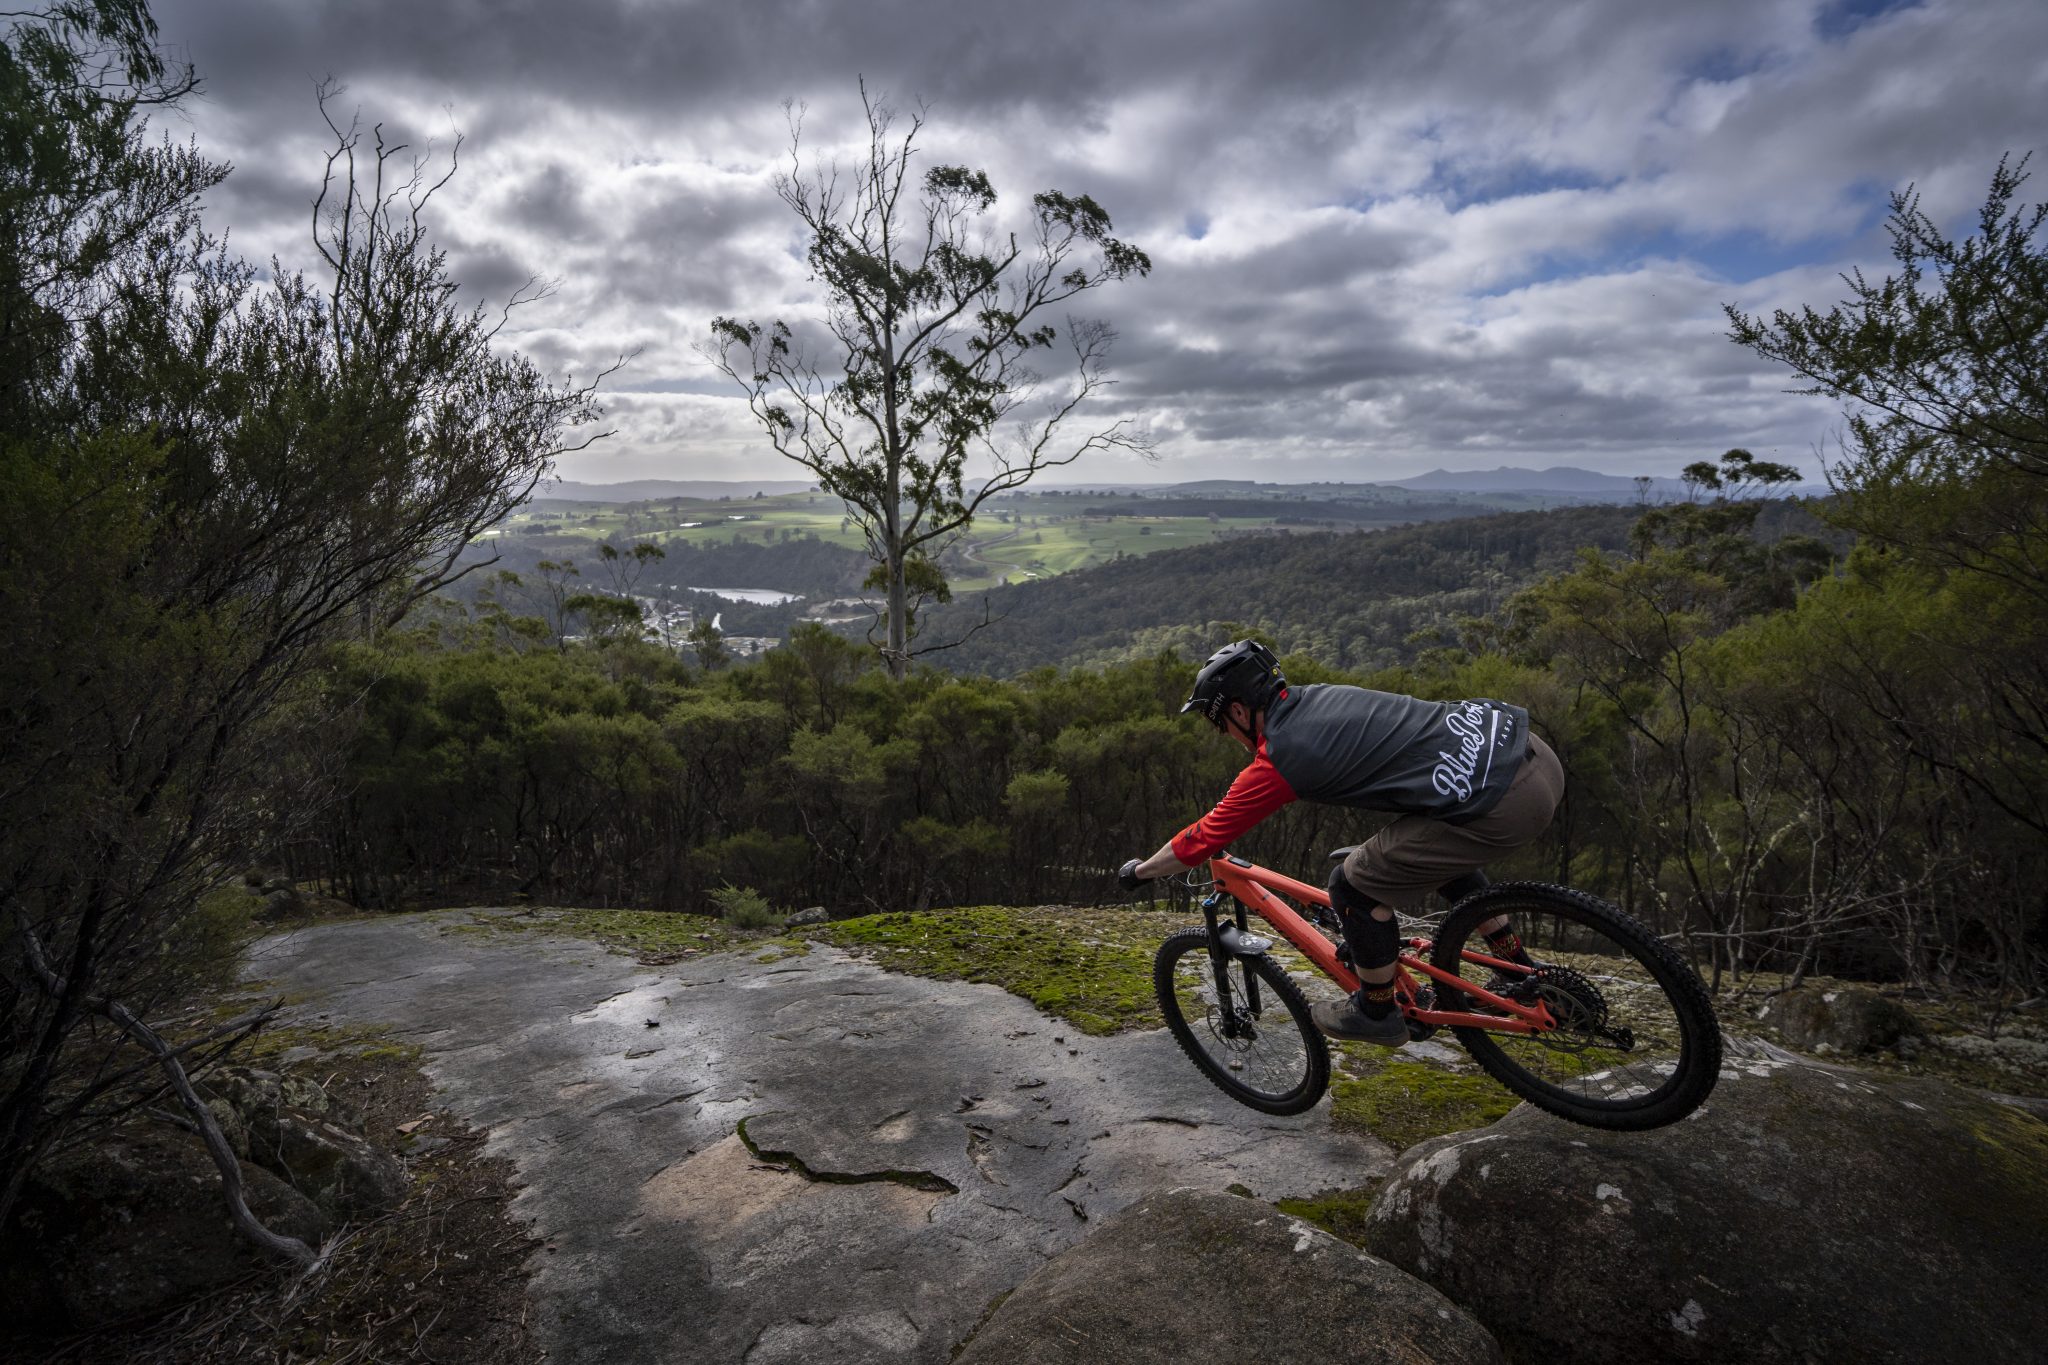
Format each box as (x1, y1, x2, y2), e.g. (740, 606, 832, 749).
(1523, 964, 1617, 1051)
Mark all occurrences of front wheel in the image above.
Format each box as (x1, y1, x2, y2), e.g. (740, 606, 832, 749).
(1153, 927, 1329, 1116)
(1432, 884, 1721, 1131)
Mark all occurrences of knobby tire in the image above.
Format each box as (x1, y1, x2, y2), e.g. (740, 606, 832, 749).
(1432, 883, 1721, 1131)
(1153, 926, 1329, 1116)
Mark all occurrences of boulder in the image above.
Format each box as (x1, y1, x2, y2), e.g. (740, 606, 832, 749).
(257, 1112, 409, 1219)
(1, 1126, 327, 1331)
(200, 1065, 338, 1136)
(1362, 1058, 2048, 1364)
(954, 1186, 1503, 1365)
(1763, 986, 1922, 1053)
(199, 1065, 403, 1218)
(785, 905, 830, 927)
(197, 1064, 334, 1161)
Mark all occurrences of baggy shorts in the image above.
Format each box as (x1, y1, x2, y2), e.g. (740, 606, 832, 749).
(1340, 734, 1565, 909)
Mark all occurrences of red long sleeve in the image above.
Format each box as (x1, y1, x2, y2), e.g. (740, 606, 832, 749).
(1171, 741, 1298, 864)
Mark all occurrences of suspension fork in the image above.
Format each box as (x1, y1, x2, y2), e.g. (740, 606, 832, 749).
(1200, 893, 1262, 1035)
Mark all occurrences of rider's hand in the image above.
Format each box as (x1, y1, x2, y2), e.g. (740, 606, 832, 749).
(1118, 858, 1148, 892)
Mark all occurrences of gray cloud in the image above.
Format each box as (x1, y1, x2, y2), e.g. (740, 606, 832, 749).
(140, 0, 2042, 483)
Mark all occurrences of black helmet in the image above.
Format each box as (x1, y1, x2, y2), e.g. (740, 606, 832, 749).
(1180, 640, 1286, 729)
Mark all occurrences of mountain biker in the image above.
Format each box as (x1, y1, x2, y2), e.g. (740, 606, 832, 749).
(1118, 640, 1564, 1047)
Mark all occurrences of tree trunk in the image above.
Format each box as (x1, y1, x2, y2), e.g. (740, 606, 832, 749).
(887, 548, 909, 680)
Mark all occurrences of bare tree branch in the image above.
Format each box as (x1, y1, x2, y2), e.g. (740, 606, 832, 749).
(14, 913, 316, 1264)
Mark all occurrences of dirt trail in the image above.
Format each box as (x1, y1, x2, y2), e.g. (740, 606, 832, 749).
(249, 912, 1387, 1364)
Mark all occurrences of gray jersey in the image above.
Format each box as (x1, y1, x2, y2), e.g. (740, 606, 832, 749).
(1263, 684, 1529, 822)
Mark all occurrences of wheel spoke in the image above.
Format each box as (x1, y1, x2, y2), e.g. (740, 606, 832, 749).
(1153, 927, 1328, 1115)
(1171, 955, 1304, 1094)
(1433, 886, 1720, 1128)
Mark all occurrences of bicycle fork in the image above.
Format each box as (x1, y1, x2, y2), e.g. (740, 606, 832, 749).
(1202, 892, 1264, 1036)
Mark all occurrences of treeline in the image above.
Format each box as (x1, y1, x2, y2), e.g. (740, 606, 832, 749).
(291, 628, 1275, 915)
(273, 452, 2035, 1001)
(1073, 497, 1490, 522)
(924, 504, 1655, 674)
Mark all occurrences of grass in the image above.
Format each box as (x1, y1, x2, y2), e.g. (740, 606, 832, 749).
(490, 491, 1297, 594)
(438, 906, 760, 963)
(1327, 1052, 1519, 1153)
(810, 903, 1185, 1035)
(501, 493, 865, 551)
(1275, 1186, 1384, 1247)
(951, 515, 1274, 591)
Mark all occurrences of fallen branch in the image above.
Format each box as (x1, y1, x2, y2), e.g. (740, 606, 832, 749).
(16, 914, 318, 1265)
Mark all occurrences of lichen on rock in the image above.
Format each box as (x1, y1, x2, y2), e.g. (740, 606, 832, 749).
(1362, 1059, 2048, 1363)
(955, 1186, 1504, 1364)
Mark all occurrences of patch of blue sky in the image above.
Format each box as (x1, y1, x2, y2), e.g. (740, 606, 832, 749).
(1679, 43, 1770, 87)
(1420, 159, 1618, 213)
(1183, 211, 1210, 241)
(1814, 0, 1923, 43)
(1472, 227, 1840, 298)
(1472, 179, 1892, 296)
(1613, 226, 1851, 282)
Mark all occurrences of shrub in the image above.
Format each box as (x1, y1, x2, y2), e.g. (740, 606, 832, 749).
(167, 884, 263, 993)
(707, 883, 780, 931)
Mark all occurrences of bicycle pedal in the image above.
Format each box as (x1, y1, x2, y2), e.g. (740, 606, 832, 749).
(1405, 984, 1438, 1042)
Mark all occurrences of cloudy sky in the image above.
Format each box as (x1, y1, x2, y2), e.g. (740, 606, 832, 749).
(146, 0, 2044, 487)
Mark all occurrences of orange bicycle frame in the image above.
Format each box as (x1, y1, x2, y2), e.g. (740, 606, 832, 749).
(1205, 855, 1554, 1035)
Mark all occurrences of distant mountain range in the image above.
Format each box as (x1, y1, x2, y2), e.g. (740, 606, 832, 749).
(1041, 467, 1690, 503)
(535, 465, 1810, 506)
(1378, 465, 1682, 495)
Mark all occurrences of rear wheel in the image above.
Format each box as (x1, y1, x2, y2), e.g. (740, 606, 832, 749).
(1153, 927, 1329, 1115)
(1432, 884, 1720, 1130)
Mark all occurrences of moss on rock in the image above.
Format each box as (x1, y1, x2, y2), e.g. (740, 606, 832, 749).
(443, 907, 754, 963)
(811, 904, 1175, 1035)
(1329, 1056, 1518, 1154)
(1275, 1185, 1384, 1247)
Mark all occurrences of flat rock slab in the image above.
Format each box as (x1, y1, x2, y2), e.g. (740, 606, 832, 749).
(249, 913, 1386, 1364)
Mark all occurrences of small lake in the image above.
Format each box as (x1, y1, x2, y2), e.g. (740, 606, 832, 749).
(688, 587, 804, 604)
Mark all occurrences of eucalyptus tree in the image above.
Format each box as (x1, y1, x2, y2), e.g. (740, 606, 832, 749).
(1726, 154, 2047, 597)
(710, 85, 1150, 677)
(1728, 155, 2048, 841)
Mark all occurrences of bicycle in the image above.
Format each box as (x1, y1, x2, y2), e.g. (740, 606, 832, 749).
(1152, 851, 1722, 1131)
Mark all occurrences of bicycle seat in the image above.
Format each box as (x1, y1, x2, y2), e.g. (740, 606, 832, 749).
(1327, 845, 1358, 862)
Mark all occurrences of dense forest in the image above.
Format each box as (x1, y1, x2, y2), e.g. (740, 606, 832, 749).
(274, 430, 2035, 1006)
(918, 501, 1837, 674)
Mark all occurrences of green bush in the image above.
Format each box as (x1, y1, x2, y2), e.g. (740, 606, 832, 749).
(164, 884, 262, 993)
(707, 883, 780, 931)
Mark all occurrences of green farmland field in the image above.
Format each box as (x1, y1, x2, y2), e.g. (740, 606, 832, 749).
(496, 491, 1291, 591)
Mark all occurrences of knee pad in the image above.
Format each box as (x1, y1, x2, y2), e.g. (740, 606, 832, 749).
(1439, 870, 1491, 904)
(1327, 866, 1398, 970)
(1326, 863, 1376, 917)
